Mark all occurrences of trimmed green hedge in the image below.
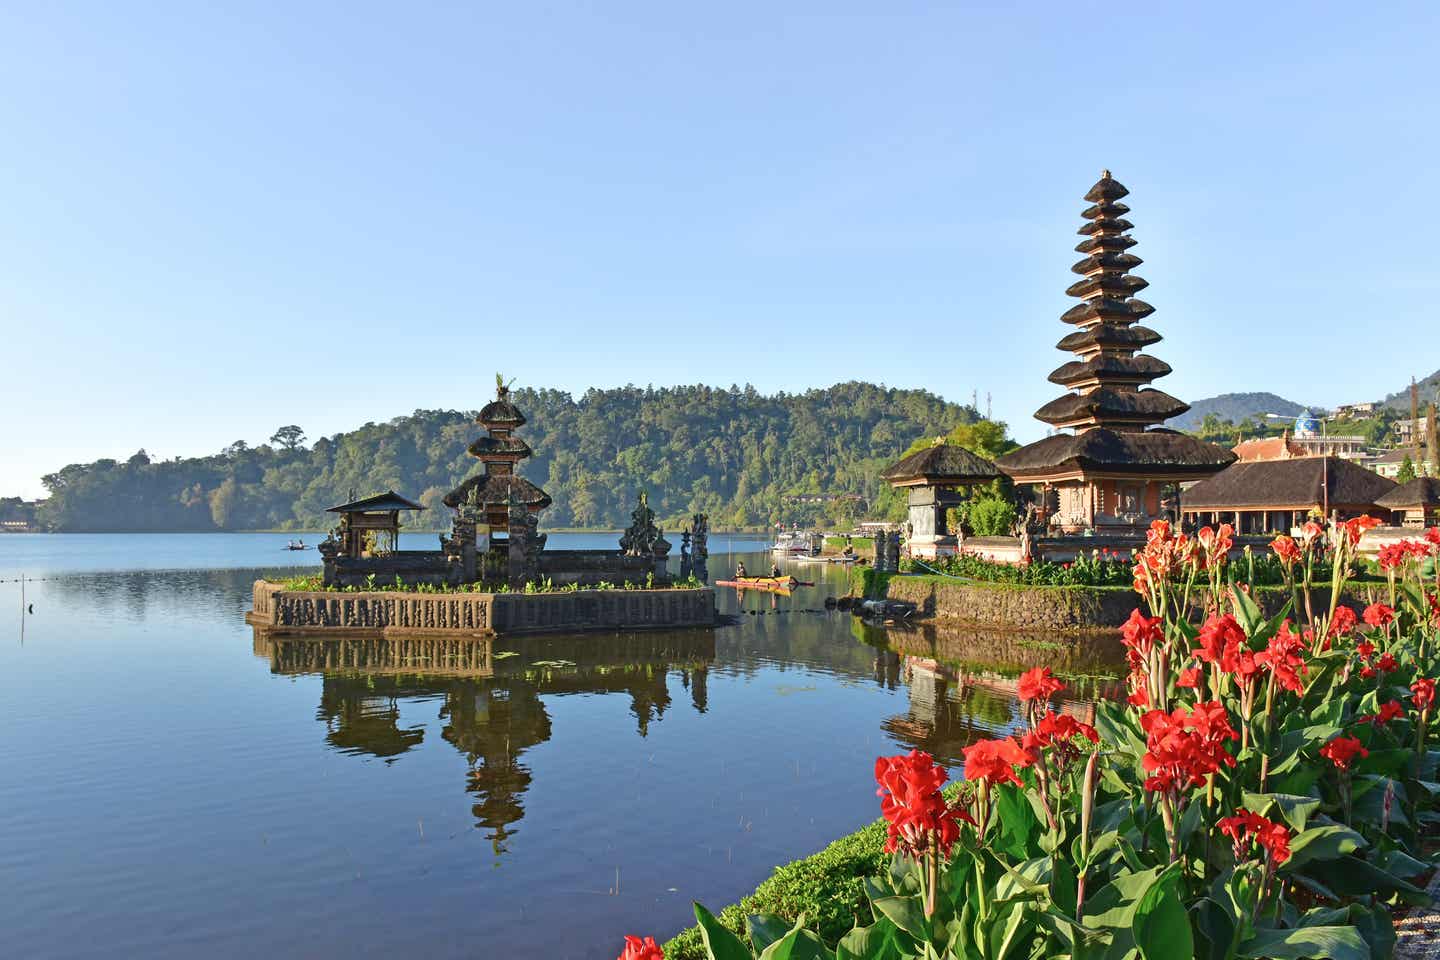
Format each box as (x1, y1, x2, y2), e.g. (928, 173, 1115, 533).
(661, 819, 889, 959)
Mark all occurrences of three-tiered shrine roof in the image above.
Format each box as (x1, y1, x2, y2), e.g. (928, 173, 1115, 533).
(442, 383, 553, 515)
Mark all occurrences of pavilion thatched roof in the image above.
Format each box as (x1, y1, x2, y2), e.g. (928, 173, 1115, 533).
(881, 442, 1001, 486)
(1181, 457, 1398, 511)
(327, 490, 425, 513)
(1376, 477, 1440, 509)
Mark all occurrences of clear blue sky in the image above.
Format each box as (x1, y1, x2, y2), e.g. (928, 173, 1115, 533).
(3, 2, 1437, 498)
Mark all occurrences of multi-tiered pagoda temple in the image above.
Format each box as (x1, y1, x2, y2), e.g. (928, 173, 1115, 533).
(443, 382, 553, 532)
(996, 172, 1234, 534)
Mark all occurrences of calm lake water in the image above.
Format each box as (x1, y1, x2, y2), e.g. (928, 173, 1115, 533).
(0, 533, 1122, 959)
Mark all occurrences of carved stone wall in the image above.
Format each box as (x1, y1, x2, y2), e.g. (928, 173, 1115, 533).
(250, 581, 715, 636)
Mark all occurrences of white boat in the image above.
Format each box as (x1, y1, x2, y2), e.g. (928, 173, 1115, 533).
(771, 530, 822, 556)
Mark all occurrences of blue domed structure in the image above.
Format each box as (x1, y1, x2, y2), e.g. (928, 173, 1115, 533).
(1294, 415, 1321, 438)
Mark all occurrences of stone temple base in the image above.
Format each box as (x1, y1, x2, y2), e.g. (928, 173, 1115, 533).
(247, 581, 716, 636)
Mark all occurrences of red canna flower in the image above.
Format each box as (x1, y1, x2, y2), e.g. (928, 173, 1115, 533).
(1025, 709, 1099, 748)
(1337, 515, 1382, 549)
(1218, 809, 1292, 866)
(1127, 688, 1149, 707)
(1140, 702, 1238, 793)
(1320, 735, 1368, 770)
(1195, 614, 1245, 667)
(618, 935, 664, 960)
(1378, 543, 1410, 572)
(1177, 667, 1201, 689)
(1413, 677, 1436, 712)
(1328, 605, 1357, 638)
(1359, 700, 1406, 726)
(1256, 622, 1307, 693)
(962, 737, 1029, 787)
(1300, 521, 1325, 548)
(1427, 527, 1440, 546)
(875, 750, 971, 859)
(1017, 666, 1065, 703)
(1364, 603, 1396, 628)
(1356, 639, 1376, 661)
(1376, 653, 1398, 673)
(1270, 534, 1302, 567)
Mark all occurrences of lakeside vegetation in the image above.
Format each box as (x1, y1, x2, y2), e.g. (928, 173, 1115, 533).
(621, 521, 1440, 960)
(29, 382, 986, 533)
(272, 573, 706, 593)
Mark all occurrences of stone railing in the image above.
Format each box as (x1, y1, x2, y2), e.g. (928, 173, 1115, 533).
(250, 581, 715, 636)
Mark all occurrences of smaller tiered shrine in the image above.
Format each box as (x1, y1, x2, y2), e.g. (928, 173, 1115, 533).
(444, 380, 552, 583)
(444, 381, 553, 532)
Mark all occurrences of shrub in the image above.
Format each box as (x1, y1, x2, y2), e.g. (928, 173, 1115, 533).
(965, 496, 1015, 537)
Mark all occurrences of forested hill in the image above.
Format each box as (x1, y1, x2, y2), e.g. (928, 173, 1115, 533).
(34, 382, 977, 532)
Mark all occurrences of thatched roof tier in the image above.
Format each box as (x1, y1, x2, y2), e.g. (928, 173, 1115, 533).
(1077, 217, 1134, 236)
(1056, 325, 1162, 353)
(442, 474, 553, 511)
(327, 490, 425, 513)
(1047, 355, 1171, 387)
(996, 429, 1235, 479)
(1060, 298, 1155, 326)
(1074, 235, 1138, 256)
(881, 442, 1002, 487)
(1376, 477, 1440, 509)
(1181, 458, 1397, 512)
(1071, 252, 1143, 276)
(1083, 172, 1129, 203)
(1034, 387, 1188, 428)
(467, 435, 533, 459)
(1064, 273, 1149, 300)
(1080, 200, 1130, 220)
(479, 397, 526, 427)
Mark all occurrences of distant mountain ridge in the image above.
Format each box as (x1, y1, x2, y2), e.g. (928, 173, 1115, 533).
(1380, 368, 1440, 414)
(1167, 393, 1311, 432)
(1170, 367, 1440, 432)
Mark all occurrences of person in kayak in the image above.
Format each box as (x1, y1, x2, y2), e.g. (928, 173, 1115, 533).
(770, 562, 782, 578)
(736, 560, 747, 578)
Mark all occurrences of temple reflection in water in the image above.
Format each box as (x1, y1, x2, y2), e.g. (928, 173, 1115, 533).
(855, 621, 1126, 767)
(254, 627, 714, 854)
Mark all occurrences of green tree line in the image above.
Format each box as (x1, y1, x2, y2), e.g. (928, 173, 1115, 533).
(32, 382, 983, 532)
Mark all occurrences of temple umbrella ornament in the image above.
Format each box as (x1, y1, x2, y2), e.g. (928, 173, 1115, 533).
(996, 172, 1234, 534)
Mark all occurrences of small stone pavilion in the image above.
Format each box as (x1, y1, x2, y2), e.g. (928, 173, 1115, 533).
(996, 172, 1235, 534)
(325, 490, 426, 558)
(881, 440, 1001, 558)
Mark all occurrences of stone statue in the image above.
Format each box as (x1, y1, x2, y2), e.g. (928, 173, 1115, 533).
(506, 491, 530, 589)
(522, 511, 545, 581)
(690, 514, 709, 561)
(1012, 504, 1038, 564)
(619, 491, 669, 557)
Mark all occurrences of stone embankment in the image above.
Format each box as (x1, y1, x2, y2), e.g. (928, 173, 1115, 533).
(879, 575, 1136, 631)
(872, 573, 1382, 632)
(248, 581, 716, 636)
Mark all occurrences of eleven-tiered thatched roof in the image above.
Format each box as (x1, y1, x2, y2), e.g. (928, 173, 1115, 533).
(997, 172, 1234, 481)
